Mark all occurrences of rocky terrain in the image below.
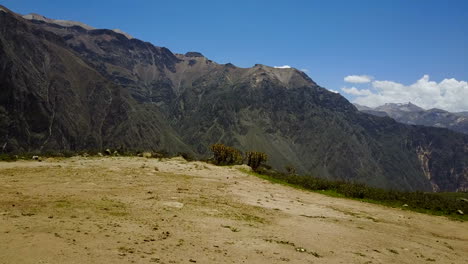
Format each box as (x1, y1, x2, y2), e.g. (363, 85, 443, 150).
(0, 5, 467, 192)
(0, 156, 467, 264)
(355, 103, 468, 135)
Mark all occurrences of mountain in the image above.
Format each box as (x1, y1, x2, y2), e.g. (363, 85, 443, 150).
(0, 5, 467, 192)
(22, 13, 96, 30)
(355, 103, 468, 135)
(21, 12, 133, 39)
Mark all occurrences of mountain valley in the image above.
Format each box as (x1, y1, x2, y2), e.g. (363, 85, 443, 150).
(0, 5, 467, 192)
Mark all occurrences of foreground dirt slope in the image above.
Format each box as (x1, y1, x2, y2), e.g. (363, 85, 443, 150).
(0, 157, 467, 264)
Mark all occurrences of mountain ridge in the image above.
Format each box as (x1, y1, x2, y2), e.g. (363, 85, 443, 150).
(355, 103, 468, 135)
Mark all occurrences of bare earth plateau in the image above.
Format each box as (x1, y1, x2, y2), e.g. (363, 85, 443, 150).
(0, 157, 467, 264)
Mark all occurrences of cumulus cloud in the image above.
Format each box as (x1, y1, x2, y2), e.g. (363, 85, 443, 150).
(341, 87, 372, 96)
(341, 75, 468, 112)
(274, 65, 291, 69)
(327, 89, 339, 93)
(344, 75, 373, 83)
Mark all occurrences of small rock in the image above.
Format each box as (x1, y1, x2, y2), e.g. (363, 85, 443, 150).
(457, 210, 464, 215)
(189, 259, 197, 263)
(104, 149, 111, 155)
(162, 202, 184, 209)
(32, 155, 40, 160)
(97, 152, 103, 157)
(142, 152, 152, 158)
(402, 204, 409, 207)
(21, 212, 35, 216)
(295, 247, 306, 252)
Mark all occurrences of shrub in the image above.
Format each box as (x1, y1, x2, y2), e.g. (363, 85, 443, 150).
(210, 144, 243, 165)
(285, 165, 296, 175)
(142, 152, 152, 158)
(0, 153, 17, 162)
(178, 152, 194, 161)
(246, 151, 268, 171)
(156, 149, 171, 158)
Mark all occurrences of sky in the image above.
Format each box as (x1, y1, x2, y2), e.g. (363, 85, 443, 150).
(2, 0, 468, 111)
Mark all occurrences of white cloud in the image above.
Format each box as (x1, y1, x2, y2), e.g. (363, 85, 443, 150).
(341, 75, 468, 112)
(341, 87, 372, 96)
(344, 75, 373, 83)
(274, 65, 291, 69)
(327, 89, 339, 93)
(300, 68, 309, 73)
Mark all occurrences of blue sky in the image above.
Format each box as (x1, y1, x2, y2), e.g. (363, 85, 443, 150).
(3, 0, 468, 111)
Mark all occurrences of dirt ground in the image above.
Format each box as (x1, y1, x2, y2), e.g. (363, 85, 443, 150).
(0, 157, 466, 264)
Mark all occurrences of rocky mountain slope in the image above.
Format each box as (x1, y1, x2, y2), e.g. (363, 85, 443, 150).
(0, 5, 467, 192)
(355, 103, 468, 135)
(22, 12, 133, 38)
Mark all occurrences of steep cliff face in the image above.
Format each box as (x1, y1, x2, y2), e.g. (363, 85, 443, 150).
(1, 6, 467, 192)
(410, 127, 468, 192)
(416, 145, 436, 191)
(0, 8, 192, 153)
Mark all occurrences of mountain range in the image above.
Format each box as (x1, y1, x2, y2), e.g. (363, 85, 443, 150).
(0, 5, 467, 192)
(355, 103, 468, 135)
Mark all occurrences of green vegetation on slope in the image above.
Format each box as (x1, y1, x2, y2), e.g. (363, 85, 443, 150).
(240, 167, 468, 221)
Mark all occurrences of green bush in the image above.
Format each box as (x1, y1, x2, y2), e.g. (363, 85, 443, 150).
(246, 151, 268, 171)
(156, 149, 171, 158)
(0, 153, 17, 162)
(210, 144, 243, 165)
(178, 152, 194, 161)
(285, 165, 296, 175)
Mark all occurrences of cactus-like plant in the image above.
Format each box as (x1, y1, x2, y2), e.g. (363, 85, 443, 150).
(246, 151, 268, 171)
(210, 144, 243, 165)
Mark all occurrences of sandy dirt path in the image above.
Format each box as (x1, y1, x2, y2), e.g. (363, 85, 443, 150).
(0, 157, 466, 264)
